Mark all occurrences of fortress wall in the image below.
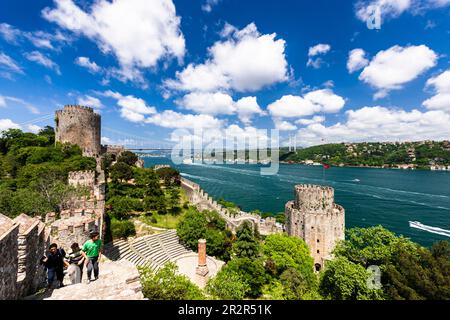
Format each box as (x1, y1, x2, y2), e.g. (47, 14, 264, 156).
(181, 177, 282, 234)
(0, 215, 19, 300)
(13, 215, 49, 297)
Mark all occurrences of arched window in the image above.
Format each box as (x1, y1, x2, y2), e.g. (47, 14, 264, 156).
(315, 263, 321, 272)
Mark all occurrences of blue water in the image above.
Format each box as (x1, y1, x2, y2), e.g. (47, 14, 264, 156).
(144, 157, 450, 247)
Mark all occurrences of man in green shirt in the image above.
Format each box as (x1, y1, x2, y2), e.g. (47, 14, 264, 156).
(81, 231, 102, 283)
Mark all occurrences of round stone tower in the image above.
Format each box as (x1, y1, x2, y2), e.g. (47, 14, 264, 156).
(55, 105, 101, 157)
(285, 184, 345, 271)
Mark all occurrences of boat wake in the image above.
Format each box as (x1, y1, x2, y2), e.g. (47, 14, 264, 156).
(409, 221, 450, 238)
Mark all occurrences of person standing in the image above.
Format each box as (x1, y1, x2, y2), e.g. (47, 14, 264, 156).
(40, 243, 68, 289)
(81, 231, 102, 283)
(66, 243, 85, 284)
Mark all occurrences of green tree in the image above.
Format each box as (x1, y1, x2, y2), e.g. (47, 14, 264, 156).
(224, 257, 268, 298)
(262, 234, 315, 280)
(139, 263, 205, 300)
(319, 257, 384, 300)
(206, 268, 250, 300)
(110, 162, 133, 183)
(232, 221, 260, 259)
(117, 151, 138, 166)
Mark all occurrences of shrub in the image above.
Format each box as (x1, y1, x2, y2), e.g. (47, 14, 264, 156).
(110, 218, 136, 239)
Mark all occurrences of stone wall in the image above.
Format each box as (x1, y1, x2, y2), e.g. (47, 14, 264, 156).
(13, 214, 49, 297)
(0, 214, 19, 300)
(0, 213, 51, 300)
(55, 105, 101, 157)
(47, 210, 100, 251)
(180, 177, 282, 234)
(285, 184, 345, 271)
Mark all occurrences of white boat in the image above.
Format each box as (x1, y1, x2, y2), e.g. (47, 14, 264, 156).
(352, 179, 361, 182)
(409, 221, 450, 237)
(182, 158, 193, 165)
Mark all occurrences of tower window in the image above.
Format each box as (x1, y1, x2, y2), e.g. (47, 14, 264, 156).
(317, 250, 320, 254)
(317, 239, 320, 243)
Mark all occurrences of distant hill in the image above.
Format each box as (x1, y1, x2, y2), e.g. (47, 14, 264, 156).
(279, 141, 450, 169)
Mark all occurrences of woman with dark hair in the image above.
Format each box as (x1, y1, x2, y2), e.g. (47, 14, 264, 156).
(66, 243, 85, 284)
(81, 231, 103, 283)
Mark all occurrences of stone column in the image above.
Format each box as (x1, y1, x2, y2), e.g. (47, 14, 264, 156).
(196, 239, 209, 276)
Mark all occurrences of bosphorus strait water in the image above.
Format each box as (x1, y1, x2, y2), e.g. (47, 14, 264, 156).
(145, 157, 450, 247)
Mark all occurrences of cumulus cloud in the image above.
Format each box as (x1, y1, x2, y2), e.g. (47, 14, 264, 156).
(296, 115, 326, 125)
(347, 49, 369, 73)
(165, 22, 288, 93)
(297, 106, 450, 146)
(178, 92, 235, 115)
(103, 91, 157, 122)
(234, 96, 265, 125)
(43, 0, 186, 85)
(146, 110, 223, 130)
(0, 119, 21, 131)
(268, 89, 345, 118)
(75, 57, 101, 73)
(176, 92, 264, 124)
(77, 95, 103, 109)
(307, 43, 331, 69)
(358, 45, 437, 99)
(24, 51, 61, 75)
(423, 69, 450, 111)
(274, 119, 297, 131)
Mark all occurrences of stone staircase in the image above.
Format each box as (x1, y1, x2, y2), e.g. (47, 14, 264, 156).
(103, 230, 191, 270)
(26, 260, 144, 300)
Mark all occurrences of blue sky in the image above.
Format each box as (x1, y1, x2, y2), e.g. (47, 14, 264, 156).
(0, 0, 449, 147)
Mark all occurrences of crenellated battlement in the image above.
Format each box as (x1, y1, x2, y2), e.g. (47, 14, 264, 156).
(55, 105, 102, 157)
(68, 171, 96, 186)
(286, 184, 345, 271)
(295, 184, 335, 211)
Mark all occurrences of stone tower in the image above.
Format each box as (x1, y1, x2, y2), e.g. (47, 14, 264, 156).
(285, 184, 345, 271)
(55, 105, 101, 157)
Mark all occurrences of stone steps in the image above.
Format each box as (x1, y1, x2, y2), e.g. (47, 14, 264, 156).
(103, 230, 192, 270)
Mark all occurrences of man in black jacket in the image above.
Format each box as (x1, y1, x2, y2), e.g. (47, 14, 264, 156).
(40, 243, 68, 289)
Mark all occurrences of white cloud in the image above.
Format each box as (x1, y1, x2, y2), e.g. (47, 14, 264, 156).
(0, 96, 40, 114)
(43, 0, 185, 85)
(423, 69, 450, 111)
(347, 49, 369, 73)
(304, 89, 346, 113)
(355, 0, 450, 25)
(26, 124, 42, 134)
(274, 119, 297, 131)
(24, 51, 61, 75)
(103, 90, 157, 123)
(0, 52, 24, 74)
(297, 106, 450, 146)
(178, 92, 235, 115)
(165, 22, 288, 93)
(75, 57, 101, 73)
(234, 96, 265, 125)
(0, 23, 70, 50)
(146, 110, 223, 130)
(296, 115, 326, 125)
(359, 45, 437, 99)
(176, 92, 264, 124)
(307, 43, 331, 69)
(0, 119, 21, 131)
(0, 95, 6, 107)
(268, 89, 345, 118)
(308, 44, 331, 57)
(77, 95, 103, 109)
(202, 0, 221, 12)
